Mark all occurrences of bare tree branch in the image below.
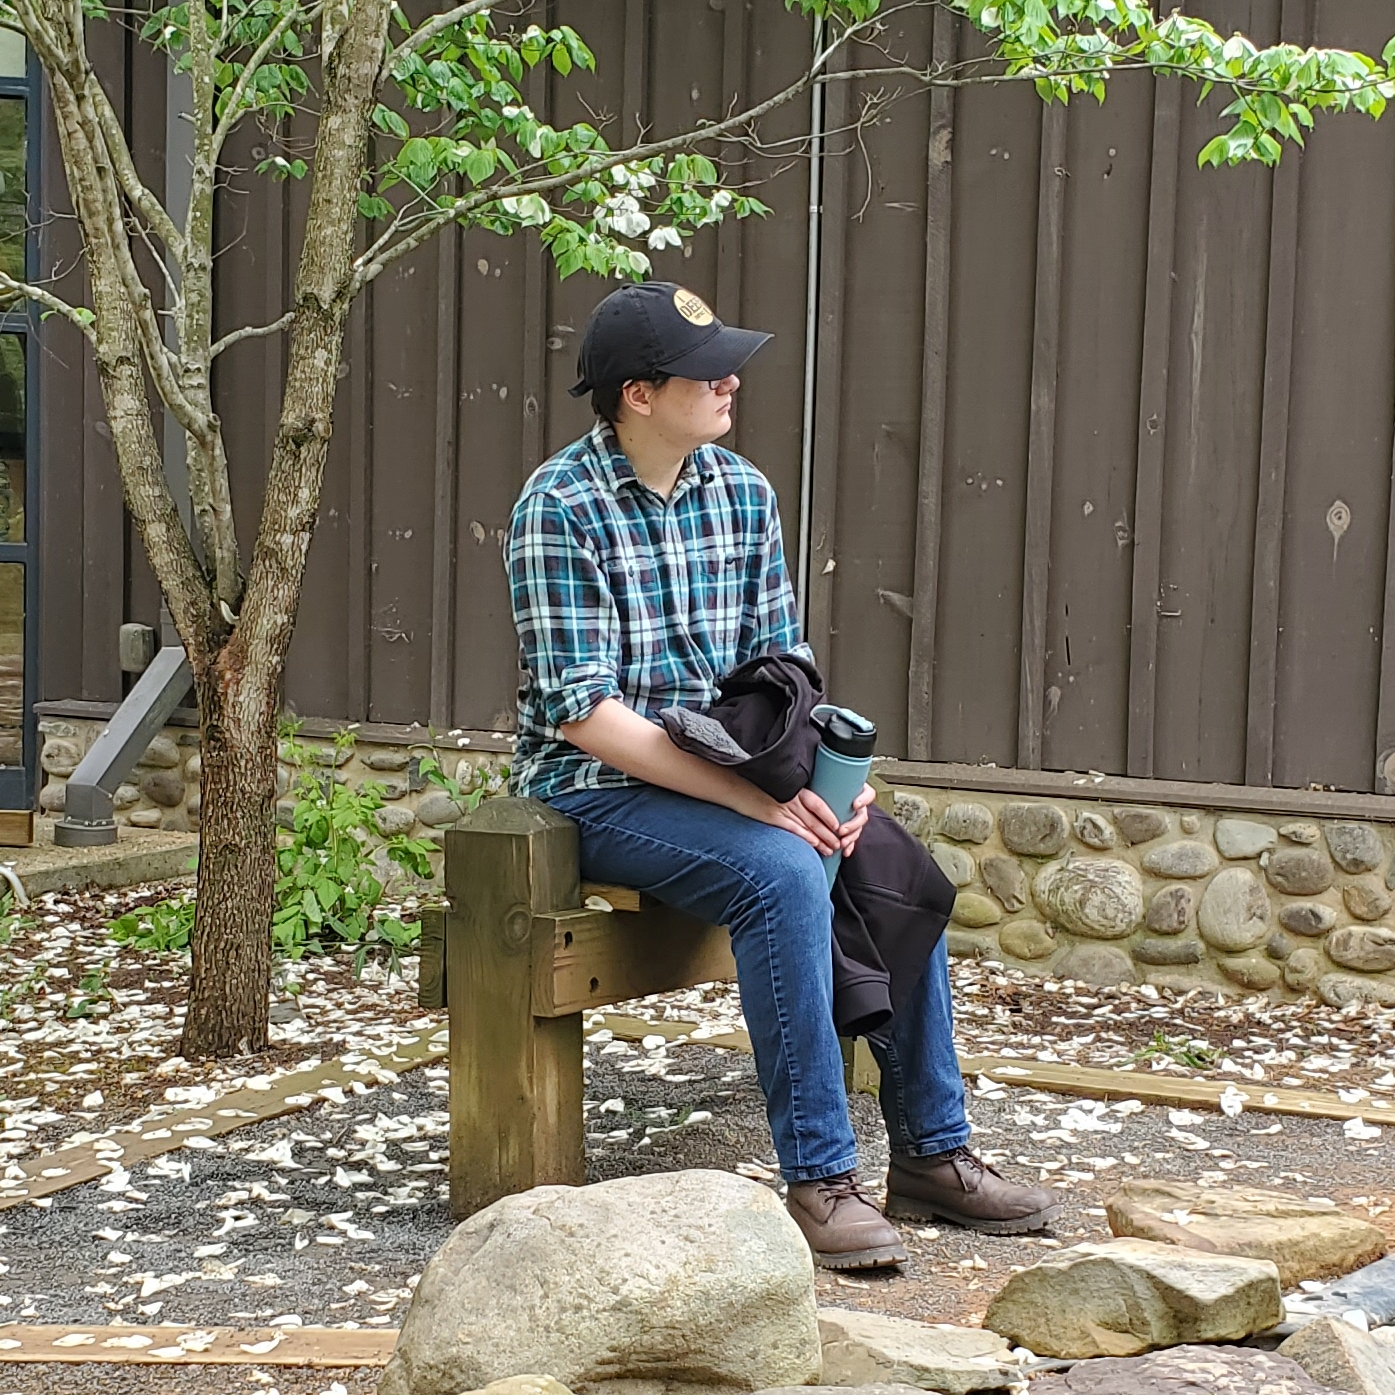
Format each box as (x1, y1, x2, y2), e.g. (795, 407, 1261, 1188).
(88, 78, 187, 263)
(183, 0, 243, 604)
(0, 271, 96, 342)
(379, 0, 495, 83)
(210, 310, 295, 358)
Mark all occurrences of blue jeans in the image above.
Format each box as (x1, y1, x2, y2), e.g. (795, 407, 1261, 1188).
(549, 784, 971, 1183)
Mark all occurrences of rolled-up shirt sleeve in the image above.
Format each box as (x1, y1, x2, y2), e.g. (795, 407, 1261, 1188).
(506, 490, 622, 730)
(738, 496, 816, 667)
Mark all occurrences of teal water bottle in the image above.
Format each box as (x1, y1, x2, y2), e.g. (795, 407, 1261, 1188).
(809, 704, 877, 889)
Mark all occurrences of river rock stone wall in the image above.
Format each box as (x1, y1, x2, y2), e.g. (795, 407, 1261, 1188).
(887, 784, 1395, 1005)
(36, 718, 510, 848)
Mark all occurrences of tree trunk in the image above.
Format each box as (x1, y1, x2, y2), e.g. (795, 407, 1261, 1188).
(180, 657, 279, 1058)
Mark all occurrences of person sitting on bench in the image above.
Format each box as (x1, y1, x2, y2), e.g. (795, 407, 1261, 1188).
(504, 281, 1062, 1270)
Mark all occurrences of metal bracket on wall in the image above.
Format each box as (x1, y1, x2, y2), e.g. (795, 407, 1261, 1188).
(53, 645, 193, 847)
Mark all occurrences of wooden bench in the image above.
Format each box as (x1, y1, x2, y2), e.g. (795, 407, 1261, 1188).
(420, 790, 891, 1219)
(421, 796, 739, 1218)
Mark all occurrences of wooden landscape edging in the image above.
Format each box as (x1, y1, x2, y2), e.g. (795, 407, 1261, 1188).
(7, 1002, 1382, 1216)
(0, 1024, 448, 1210)
(0, 1323, 396, 1366)
(599, 1014, 1395, 1125)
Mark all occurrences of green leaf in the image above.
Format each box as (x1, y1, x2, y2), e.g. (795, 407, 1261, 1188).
(1196, 133, 1229, 168)
(373, 105, 411, 140)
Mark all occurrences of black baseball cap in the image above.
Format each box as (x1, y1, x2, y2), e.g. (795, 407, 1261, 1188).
(568, 281, 772, 397)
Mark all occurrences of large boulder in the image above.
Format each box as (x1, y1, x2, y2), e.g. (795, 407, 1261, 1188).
(457, 1381, 577, 1395)
(377, 1171, 822, 1395)
(1279, 1317, 1395, 1395)
(1029, 1345, 1350, 1395)
(1104, 1179, 1386, 1287)
(816, 1308, 1017, 1395)
(982, 1237, 1282, 1360)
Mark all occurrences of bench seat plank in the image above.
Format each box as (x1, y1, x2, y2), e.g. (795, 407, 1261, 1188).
(579, 881, 644, 913)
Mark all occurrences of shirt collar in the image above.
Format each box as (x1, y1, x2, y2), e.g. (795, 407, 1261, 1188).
(589, 420, 717, 499)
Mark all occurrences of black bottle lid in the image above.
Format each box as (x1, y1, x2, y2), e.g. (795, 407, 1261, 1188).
(814, 707, 877, 759)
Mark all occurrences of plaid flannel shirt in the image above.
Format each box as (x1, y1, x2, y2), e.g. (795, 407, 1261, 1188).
(506, 421, 811, 800)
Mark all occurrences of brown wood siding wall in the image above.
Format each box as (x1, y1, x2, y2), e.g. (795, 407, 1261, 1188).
(35, 0, 1395, 797)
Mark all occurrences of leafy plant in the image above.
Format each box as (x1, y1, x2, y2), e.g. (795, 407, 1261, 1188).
(1131, 1029, 1220, 1070)
(107, 729, 446, 974)
(67, 962, 114, 1019)
(0, 958, 47, 1021)
(109, 895, 197, 953)
(0, 888, 34, 945)
(411, 745, 508, 819)
(270, 732, 436, 968)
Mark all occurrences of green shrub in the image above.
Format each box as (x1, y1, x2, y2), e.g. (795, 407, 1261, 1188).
(104, 727, 507, 978)
(110, 894, 195, 952)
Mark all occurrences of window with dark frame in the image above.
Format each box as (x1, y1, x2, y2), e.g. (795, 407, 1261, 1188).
(0, 36, 34, 802)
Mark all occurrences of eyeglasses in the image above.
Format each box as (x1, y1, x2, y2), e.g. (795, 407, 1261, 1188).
(623, 374, 733, 393)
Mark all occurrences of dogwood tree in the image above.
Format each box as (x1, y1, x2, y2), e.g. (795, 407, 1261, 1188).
(3, 0, 1390, 1055)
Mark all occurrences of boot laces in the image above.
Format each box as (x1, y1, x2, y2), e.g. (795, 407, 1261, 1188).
(815, 1172, 876, 1206)
(947, 1148, 1004, 1189)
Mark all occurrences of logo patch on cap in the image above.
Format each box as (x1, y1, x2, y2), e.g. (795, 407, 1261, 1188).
(673, 287, 715, 326)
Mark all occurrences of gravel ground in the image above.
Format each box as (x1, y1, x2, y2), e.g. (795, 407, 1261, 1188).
(579, 1033, 1395, 1326)
(0, 894, 1392, 1395)
(0, 1364, 377, 1394)
(0, 1034, 1388, 1338)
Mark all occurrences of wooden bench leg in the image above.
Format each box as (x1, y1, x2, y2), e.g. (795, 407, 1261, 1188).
(445, 800, 586, 1219)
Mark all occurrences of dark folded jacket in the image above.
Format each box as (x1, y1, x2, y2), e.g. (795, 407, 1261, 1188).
(662, 653, 954, 1039)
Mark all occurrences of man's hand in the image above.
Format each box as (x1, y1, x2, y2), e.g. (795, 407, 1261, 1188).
(839, 783, 876, 857)
(742, 783, 876, 858)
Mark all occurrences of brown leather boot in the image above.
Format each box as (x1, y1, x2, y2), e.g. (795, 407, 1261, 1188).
(885, 1148, 1063, 1235)
(786, 1172, 908, 1271)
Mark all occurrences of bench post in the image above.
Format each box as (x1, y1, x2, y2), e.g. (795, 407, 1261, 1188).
(444, 798, 586, 1218)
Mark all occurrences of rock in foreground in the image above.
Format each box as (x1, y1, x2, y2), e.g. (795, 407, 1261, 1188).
(1279, 1317, 1395, 1395)
(816, 1308, 1016, 1395)
(378, 1171, 821, 1395)
(982, 1237, 1282, 1359)
(1028, 1345, 1347, 1395)
(457, 1380, 577, 1395)
(1105, 1179, 1386, 1287)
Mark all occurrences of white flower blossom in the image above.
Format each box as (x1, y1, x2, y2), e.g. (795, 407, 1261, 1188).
(647, 225, 682, 250)
(612, 209, 651, 238)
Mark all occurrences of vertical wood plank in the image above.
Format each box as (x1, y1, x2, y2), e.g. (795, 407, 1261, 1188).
(81, 19, 128, 700)
(1125, 78, 1181, 778)
(622, 0, 649, 146)
(714, 0, 748, 326)
(37, 85, 86, 704)
(1017, 100, 1068, 770)
(521, 43, 550, 472)
(1376, 432, 1395, 790)
(1249, 0, 1308, 788)
(263, 173, 286, 519)
(804, 61, 851, 674)
(430, 222, 460, 728)
(906, 8, 956, 762)
(445, 800, 584, 1219)
(346, 287, 372, 723)
(416, 904, 446, 1010)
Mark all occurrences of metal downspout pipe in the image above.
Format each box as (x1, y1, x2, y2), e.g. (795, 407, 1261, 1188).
(796, 15, 826, 624)
(52, 646, 192, 845)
